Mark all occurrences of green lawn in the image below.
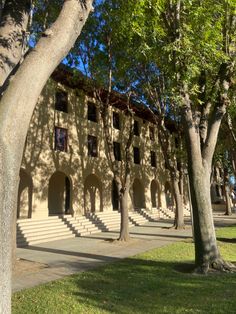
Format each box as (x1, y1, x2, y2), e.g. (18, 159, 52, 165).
(12, 226, 236, 314)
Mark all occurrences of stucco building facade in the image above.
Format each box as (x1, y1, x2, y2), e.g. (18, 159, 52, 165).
(17, 67, 177, 222)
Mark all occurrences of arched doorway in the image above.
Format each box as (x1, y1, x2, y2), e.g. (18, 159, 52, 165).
(84, 174, 103, 213)
(112, 179, 119, 211)
(48, 171, 72, 215)
(165, 182, 173, 208)
(150, 180, 161, 208)
(17, 169, 33, 219)
(133, 178, 145, 209)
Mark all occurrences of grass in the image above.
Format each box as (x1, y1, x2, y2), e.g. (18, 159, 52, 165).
(12, 226, 236, 314)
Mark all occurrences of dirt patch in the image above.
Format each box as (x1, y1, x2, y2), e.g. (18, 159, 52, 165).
(13, 258, 48, 277)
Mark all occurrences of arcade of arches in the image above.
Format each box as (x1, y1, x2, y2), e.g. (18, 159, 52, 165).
(17, 168, 173, 219)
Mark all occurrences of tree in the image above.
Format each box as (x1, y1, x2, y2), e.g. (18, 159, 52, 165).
(0, 1, 93, 312)
(90, 0, 236, 273)
(74, 0, 142, 241)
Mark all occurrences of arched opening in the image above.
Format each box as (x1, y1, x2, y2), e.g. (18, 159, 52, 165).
(112, 179, 119, 211)
(151, 180, 161, 208)
(48, 171, 72, 215)
(165, 182, 174, 208)
(84, 174, 103, 213)
(17, 169, 33, 219)
(133, 178, 145, 209)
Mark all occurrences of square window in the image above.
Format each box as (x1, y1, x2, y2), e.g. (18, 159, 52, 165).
(134, 120, 140, 136)
(133, 147, 140, 164)
(151, 151, 157, 167)
(149, 127, 155, 141)
(54, 127, 68, 152)
(55, 91, 68, 113)
(88, 135, 98, 157)
(113, 112, 120, 130)
(113, 142, 121, 161)
(87, 102, 97, 122)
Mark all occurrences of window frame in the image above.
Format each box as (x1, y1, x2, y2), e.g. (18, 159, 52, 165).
(88, 134, 98, 157)
(133, 120, 140, 136)
(54, 126, 68, 152)
(113, 112, 120, 130)
(113, 141, 122, 161)
(55, 90, 68, 113)
(149, 126, 155, 141)
(150, 151, 157, 168)
(87, 102, 98, 122)
(133, 146, 141, 164)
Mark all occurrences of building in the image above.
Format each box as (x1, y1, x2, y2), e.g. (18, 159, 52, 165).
(16, 66, 189, 245)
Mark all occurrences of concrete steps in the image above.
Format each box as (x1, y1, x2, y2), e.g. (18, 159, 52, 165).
(87, 211, 121, 231)
(17, 216, 75, 247)
(87, 211, 135, 231)
(128, 212, 149, 226)
(62, 215, 101, 236)
(137, 208, 160, 221)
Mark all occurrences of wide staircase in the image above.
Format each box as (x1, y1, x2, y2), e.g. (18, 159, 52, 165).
(17, 208, 191, 247)
(62, 215, 102, 236)
(17, 216, 75, 247)
(129, 211, 150, 226)
(86, 211, 134, 231)
(159, 207, 191, 219)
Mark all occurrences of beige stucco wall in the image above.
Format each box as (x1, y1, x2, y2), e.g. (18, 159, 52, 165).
(18, 78, 171, 219)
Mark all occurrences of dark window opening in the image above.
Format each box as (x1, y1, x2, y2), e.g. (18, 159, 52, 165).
(113, 142, 121, 161)
(149, 127, 155, 141)
(88, 135, 98, 157)
(133, 147, 140, 164)
(113, 112, 120, 129)
(134, 120, 140, 136)
(151, 151, 157, 167)
(87, 102, 97, 122)
(55, 91, 68, 113)
(54, 127, 68, 152)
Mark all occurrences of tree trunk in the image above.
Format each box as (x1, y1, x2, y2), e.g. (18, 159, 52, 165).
(185, 127, 232, 273)
(172, 175, 185, 229)
(0, 1, 93, 312)
(118, 188, 130, 241)
(223, 171, 232, 216)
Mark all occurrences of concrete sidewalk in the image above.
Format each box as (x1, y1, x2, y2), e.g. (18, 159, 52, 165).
(13, 214, 236, 292)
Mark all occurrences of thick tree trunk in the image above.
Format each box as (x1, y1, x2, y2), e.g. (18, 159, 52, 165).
(0, 0, 31, 90)
(118, 188, 130, 241)
(223, 177, 232, 216)
(0, 1, 93, 312)
(172, 176, 185, 229)
(184, 123, 233, 273)
(187, 158, 222, 273)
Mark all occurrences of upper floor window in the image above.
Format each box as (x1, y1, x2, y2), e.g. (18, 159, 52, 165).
(133, 146, 140, 164)
(88, 135, 98, 157)
(134, 120, 140, 136)
(151, 151, 157, 168)
(149, 126, 155, 141)
(113, 141, 121, 161)
(113, 112, 120, 130)
(54, 127, 68, 152)
(87, 102, 97, 122)
(55, 91, 68, 113)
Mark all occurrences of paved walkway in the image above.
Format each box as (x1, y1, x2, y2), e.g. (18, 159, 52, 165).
(13, 213, 236, 292)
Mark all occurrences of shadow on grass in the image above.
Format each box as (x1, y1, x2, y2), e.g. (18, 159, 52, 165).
(69, 257, 236, 314)
(217, 237, 236, 244)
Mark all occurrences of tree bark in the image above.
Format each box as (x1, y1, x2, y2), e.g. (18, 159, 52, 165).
(182, 87, 233, 273)
(223, 169, 232, 216)
(172, 174, 184, 229)
(0, 0, 31, 90)
(0, 1, 93, 312)
(118, 187, 130, 241)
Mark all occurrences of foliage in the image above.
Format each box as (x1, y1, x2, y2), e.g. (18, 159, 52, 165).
(12, 226, 236, 314)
